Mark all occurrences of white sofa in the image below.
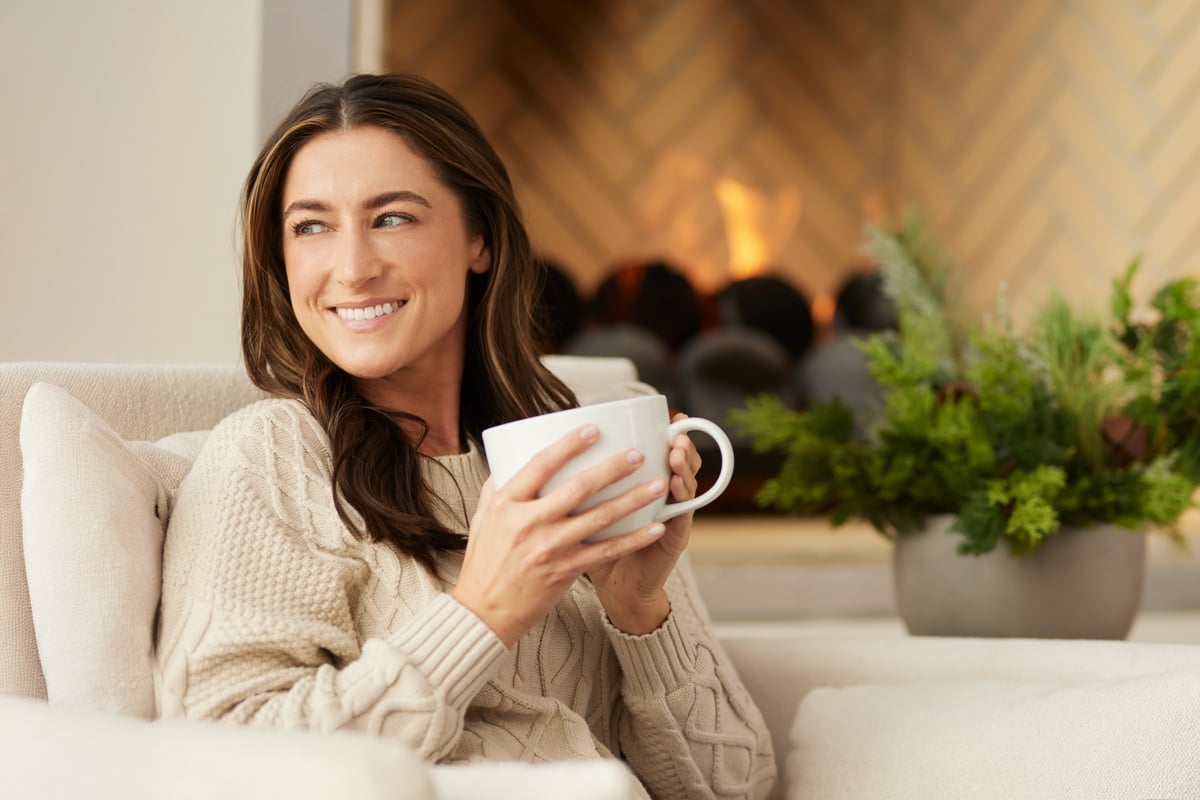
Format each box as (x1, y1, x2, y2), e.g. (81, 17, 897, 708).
(3, 359, 1200, 799)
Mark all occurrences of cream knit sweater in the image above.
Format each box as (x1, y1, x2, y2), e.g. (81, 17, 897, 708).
(157, 399, 776, 799)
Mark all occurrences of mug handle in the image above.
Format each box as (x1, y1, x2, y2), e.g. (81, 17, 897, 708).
(654, 417, 735, 523)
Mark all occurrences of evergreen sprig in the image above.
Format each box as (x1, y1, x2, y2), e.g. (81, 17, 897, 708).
(731, 213, 1200, 556)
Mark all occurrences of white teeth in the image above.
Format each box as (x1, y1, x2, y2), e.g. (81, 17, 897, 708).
(336, 302, 402, 321)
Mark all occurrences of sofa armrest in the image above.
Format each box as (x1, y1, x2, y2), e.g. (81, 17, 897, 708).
(791, 667, 1200, 799)
(716, 627, 1200, 799)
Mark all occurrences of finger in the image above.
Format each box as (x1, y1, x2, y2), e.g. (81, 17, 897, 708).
(668, 440, 700, 482)
(558, 473, 669, 544)
(501, 424, 600, 500)
(670, 428, 701, 466)
(672, 453, 700, 491)
(536, 446, 650, 520)
(665, 441, 698, 498)
(566, 521, 668, 574)
(668, 441, 687, 474)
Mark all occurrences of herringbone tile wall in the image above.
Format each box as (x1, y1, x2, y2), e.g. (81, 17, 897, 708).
(384, 0, 1200, 322)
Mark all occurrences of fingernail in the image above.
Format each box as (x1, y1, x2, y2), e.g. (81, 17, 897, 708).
(648, 523, 666, 537)
(579, 424, 598, 440)
(626, 449, 645, 464)
(648, 479, 667, 495)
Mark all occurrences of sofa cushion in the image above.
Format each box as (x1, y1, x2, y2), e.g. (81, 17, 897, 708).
(1, 694, 435, 799)
(788, 668, 1200, 800)
(19, 382, 207, 718)
(432, 761, 643, 800)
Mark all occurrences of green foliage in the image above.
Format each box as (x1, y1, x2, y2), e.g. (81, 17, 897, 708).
(1026, 295, 1120, 473)
(1112, 263, 1200, 481)
(861, 218, 968, 380)
(732, 213, 1200, 556)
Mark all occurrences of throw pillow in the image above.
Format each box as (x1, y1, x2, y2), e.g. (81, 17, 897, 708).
(19, 382, 207, 719)
(789, 669, 1200, 800)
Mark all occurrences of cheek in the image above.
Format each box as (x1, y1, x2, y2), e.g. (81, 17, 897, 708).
(282, 247, 321, 306)
(407, 238, 472, 290)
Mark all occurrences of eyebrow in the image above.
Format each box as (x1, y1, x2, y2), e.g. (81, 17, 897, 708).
(282, 190, 432, 219)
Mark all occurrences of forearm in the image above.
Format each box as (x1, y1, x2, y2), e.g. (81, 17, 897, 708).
(607, 578, 776, 799)
(164, 594, 506, 760)
(614, 642, 775, 799)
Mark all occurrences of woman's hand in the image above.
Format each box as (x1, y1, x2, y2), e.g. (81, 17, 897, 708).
(587, 413, 702, 635)
(452, 424, 671, 647)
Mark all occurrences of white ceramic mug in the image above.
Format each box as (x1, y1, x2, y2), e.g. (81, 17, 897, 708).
(482, 394, 735, 541)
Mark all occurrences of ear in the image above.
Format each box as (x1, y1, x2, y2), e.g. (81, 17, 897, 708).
(468, 236, 491, 275)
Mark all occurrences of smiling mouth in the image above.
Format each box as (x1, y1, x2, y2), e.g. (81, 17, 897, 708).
(334, 301, 405, 321)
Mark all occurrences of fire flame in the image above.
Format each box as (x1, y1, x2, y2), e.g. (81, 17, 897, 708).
(714, 177, 803, 280)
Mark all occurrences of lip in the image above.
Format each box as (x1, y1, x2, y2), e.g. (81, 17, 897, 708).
(328, 298, 405, 310)
(328, 299, 406, 331)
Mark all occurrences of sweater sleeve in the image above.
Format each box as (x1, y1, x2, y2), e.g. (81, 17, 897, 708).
(604, 565, 777, 800)
(156, 400, 508, 761)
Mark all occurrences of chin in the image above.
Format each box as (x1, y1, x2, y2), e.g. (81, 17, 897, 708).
(316, 339, 407, 380)
(337, 360, 402, 381)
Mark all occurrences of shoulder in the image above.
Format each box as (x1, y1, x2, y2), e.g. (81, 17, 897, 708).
(213, 397, 325, 442)
(182, 398, 349, 545)
(189, 397, 333, 496)
(205, 398, 330, 466)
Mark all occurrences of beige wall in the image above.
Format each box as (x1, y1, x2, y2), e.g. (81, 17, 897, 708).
(0, 1, 259, 363)
(0, 0, 358, 364)
(385, 0, 1200, 323)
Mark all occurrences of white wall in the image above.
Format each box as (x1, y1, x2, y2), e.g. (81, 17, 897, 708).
(0, 0, 355, 364)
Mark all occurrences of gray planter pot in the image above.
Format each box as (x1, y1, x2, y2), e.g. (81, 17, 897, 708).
(893, 514, 1146, 639)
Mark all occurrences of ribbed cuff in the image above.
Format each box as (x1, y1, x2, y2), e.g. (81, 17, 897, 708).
(605, 609, 698, 698)
(386, 592, 507, 708)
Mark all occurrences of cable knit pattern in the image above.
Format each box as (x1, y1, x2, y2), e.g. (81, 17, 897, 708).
(157, 398, 775, 799)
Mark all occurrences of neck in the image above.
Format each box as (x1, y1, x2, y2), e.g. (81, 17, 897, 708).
(356, 369, 467, 457)
(411, 417, 467, 457)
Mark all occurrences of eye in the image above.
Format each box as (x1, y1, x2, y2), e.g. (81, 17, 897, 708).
(376, 212, 413, 228)
(291, 220, 327, 236)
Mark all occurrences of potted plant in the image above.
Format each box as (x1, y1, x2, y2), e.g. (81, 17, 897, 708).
(731, 214, 1200, 638)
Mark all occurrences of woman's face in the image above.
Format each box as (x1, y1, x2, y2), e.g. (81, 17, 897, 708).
(280, 125, 489, 394)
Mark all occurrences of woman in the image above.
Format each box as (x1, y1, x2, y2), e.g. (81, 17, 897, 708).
(156, 73, 775, 799)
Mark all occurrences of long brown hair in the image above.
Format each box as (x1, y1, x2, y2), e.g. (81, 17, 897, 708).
(240, 73, 576, 572)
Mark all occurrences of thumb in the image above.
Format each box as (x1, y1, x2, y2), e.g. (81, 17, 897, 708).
(465, 477, 496, 552)
(468, 477, 495, 526)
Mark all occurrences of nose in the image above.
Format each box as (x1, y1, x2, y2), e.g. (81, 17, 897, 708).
(332, 227, 383, 288)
